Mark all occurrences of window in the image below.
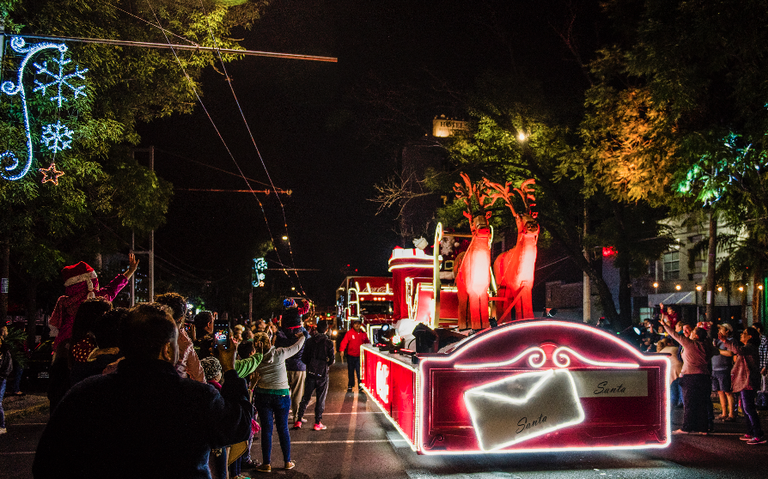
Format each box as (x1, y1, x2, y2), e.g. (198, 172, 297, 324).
(663, 251, 680, 280)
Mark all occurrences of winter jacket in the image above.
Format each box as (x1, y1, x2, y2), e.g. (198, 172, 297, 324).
(302, 332, 335, 377)
(339, 329, 369, 358)
(275, 327, 309, 372)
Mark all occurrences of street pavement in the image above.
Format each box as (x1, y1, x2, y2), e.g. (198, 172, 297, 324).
(3, 359, 768, 478)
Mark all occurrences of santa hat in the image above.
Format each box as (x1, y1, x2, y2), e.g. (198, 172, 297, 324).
(62, 261, 98, 299)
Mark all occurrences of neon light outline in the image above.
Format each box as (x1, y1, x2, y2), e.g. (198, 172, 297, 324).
(463, 369, 585, 451)
(361, 346, 418, 451)
(552, 346, 639, 369)
(39, 162, 65, 185)
(455, 346, 547, 369)
(414, 320, 671, 454)
(1, 36, 86, 181)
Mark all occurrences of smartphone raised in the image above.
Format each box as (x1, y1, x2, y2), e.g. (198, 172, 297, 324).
(213, 318, 229, 349)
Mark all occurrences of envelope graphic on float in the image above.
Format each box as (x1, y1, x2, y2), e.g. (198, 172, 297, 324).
(464, 369, 585, 451)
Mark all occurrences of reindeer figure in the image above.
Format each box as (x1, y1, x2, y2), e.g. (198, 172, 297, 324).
(452, 173, 493, 330)
(485, 178, 539, 323)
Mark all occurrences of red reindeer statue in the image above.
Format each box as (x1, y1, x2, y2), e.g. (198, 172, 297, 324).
(485, 178, 539, 323)
(452, 173, 493, 330)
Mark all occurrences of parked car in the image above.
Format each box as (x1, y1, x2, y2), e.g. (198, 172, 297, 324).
(23, 338, 54, 388)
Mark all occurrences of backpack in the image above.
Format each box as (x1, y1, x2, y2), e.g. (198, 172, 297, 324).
(306, 336, 330, 377)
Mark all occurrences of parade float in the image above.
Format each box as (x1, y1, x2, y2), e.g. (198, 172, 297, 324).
(360, 175, 671, 455)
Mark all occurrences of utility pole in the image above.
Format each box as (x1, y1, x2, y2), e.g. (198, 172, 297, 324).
(583, 201, 591, 323)
(131, 147, 155, 303)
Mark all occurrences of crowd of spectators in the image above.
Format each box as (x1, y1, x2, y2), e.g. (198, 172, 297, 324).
(634, 303, 768, 445)
(21, 257, 336, 477)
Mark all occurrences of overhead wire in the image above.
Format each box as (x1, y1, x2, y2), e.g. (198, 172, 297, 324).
(140, 0, 306, 295)
(194, 0, 307, 296)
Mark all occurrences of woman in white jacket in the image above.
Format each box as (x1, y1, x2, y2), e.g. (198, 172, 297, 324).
(252, 331, 305, 472)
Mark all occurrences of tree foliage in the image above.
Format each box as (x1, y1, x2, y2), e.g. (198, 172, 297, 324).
(0, 1, 269, 323)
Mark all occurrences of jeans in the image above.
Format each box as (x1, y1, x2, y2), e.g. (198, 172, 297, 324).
(670, 378, 683, 407)
(254, 392, 291, 465)
(740, 389, 764, 439)
(297, 373, 329, 424)
(681, 374, 710, 433)
(0, 378, 6, 428)
(347, 355, 361, 389)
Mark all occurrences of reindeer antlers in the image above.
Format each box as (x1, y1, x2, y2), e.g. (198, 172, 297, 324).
(453, 172, 490, 222)
(484, 178, 537, 219)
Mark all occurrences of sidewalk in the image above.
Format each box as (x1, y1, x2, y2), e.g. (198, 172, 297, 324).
(2, 392, 49, 418)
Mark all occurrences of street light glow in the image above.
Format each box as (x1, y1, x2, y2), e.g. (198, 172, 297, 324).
(675, 285, 681, 291)
(517, 131, 527, 142)
(653, 282, 659, 288)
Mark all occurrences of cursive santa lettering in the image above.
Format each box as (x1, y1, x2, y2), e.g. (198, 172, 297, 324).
(516, 413, 548, 434)
(593, 381, 626, 395)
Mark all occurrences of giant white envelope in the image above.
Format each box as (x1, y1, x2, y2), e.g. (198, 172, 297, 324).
(464, 369, 585, 451)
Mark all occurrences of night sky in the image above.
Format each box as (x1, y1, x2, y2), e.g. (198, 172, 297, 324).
(137, 0, 596, 308)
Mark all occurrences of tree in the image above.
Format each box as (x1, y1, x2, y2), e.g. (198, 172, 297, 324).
(0, 0, 269, 337)
(575, 0, 768, 323)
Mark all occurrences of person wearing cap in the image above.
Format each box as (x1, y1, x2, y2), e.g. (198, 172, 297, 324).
(339, 320, 369, 392)
(49, 252, 139, 351)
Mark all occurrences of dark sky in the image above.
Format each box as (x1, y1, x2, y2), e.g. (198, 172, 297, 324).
(137, 0, 596, 308)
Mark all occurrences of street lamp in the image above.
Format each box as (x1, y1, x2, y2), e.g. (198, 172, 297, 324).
(675, 284, 682, 291)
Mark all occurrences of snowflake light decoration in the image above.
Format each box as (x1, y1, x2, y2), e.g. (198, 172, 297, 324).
(0, 36, 87, 183)
(41, 121, 74, 153)
(33, 51, 88, 108)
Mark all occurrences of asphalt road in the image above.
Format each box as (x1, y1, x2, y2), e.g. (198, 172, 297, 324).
(3, 360, 768, 479)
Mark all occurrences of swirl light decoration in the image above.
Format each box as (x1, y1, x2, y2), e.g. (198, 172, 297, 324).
(1, 36, 87, 182)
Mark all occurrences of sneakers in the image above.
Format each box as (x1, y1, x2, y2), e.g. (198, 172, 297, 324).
(0, 428, 6, 435)
(285, 461, 296, 470)
(747, 436, 767, 445)
(672, 429, 690, 435)
(293, 420, 302, 429)
(256, 463, 272, 473)
(739, 434, 754, 441)
(301, 418, 308, 422)
(313, 422, 327, 431)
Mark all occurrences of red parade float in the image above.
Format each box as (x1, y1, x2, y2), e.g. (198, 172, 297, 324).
(359, 174, 671, 455)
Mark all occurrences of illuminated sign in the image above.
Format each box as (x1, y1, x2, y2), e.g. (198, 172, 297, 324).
(464, 369, 585, 451)
(376, 362, 390, 404)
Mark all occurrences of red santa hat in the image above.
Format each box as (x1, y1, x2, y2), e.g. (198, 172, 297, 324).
(62, 261, 98, 299)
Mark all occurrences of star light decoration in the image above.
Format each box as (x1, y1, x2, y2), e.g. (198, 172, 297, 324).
(0, 36, 87, 183)
(39, 163, 65, 185)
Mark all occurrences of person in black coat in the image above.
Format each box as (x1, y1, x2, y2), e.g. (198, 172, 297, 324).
(294, 320, 335, 431)
(33, 303, 253, 479)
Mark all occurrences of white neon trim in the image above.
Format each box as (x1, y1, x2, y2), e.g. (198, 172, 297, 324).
(464, 369, 585, 451)
(388, 262, 436, 272)
(552, 346, 639, 369)
(455, 346, 546, 369)
(361, 346, 418, 451)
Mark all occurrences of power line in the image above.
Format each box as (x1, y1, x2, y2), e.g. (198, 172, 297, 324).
(14, 33, 337, 63)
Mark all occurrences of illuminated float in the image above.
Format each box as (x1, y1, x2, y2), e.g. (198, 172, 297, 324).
(360, 175, 671, 455)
